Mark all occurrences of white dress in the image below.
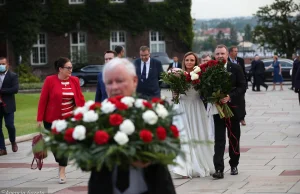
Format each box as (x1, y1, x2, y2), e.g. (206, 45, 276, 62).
(171, 89, 215, 178)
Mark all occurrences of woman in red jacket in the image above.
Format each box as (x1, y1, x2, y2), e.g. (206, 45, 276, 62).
(37, 57, 85, 184)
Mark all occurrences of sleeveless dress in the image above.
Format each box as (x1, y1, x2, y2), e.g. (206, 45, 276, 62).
(272, 60, 283, 83)
(171, 89, 214, 178)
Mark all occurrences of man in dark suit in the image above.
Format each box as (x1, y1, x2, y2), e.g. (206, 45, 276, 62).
(167, 56, 181, 71)
(291, 54, 300, 90)
(134, 46, 164, 99)
(212, 45, 247, 179)
(95, 50, 116, 103)
(251, 55, 268, 91)
(89, 58, 176, 194)
(228, 46, 247, 126)
(0, 57, 19, 156)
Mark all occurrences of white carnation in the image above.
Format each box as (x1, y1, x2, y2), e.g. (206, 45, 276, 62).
(121, 96, 135, 107)
(72, 125, 86, 141)
(51, 120, 58, 129)
(142, 110, 158, 125)
(55, 120, 68, 132)
(114, 131, 129, 145)
(84, 100, 95, 109)
(135, 99, 146, 109)
(83, 110, 99, 122)
(119, 119, 135, 135)
(74, 106, 88, 115)
(155, 104, 169, 119)
(101, 101, 116, 113)
(193, 66, 201, 73)
(191, 73, 199, 81)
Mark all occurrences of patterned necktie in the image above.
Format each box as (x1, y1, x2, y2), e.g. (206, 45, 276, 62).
(141, 62, 147, 82)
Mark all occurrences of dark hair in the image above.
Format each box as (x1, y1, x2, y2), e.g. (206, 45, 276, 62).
(182, 52, 199, 71)
(104, 50, 117, 57)
(54, 57, 70, 72)
(114, 46, 124, 55)
(228, 46, 238, 53)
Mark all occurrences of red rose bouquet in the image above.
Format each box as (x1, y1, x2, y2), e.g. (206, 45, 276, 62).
(160, 68, 191, 104)
(45, 96, 182, 171)
(192, 60, 234, 118)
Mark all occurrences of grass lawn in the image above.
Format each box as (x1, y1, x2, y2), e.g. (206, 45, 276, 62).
(3, 92, 95, 139)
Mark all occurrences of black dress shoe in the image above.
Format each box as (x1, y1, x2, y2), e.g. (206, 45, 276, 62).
(212, 170, 224, 179)
(231, 167, 238, 175)
(0, 149, 7, 156)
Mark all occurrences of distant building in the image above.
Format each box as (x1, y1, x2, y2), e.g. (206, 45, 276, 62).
(202, 28, 231, 39)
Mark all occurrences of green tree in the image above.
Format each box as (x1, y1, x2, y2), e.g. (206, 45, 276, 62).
(244, 24, 252, 41)
(230, 26, 238, 45)
(216, 31, 225, 44)
(253, 0, 300, 58)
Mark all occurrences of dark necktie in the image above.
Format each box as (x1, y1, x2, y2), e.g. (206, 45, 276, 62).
(116, 167, 130, 192)
(141, 62, 147, 82)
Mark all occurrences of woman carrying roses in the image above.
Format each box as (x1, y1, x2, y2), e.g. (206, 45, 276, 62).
(37, 57, 85, 184)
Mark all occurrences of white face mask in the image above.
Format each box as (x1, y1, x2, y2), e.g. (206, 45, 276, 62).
(0, 64, 6, 72)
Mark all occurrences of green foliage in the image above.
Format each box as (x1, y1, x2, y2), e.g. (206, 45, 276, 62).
(243, 24, 252, 41)
(1, 0, 193, 61)
(19, 83, 43, 90)
(17, 64, 41, 83)
(253, 0, 300, 58)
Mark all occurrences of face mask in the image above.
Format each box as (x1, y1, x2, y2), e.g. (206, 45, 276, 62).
(0, 65, 6, 72)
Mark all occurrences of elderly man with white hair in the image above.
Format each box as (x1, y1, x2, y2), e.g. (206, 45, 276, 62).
(88, 58, 176, 194)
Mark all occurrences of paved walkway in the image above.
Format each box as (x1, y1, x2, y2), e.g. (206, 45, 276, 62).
(1, 86, 300, 194)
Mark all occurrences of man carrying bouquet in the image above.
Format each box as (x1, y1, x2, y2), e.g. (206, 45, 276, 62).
(212, 45, 247, 179)
(88, 58, 176, 194)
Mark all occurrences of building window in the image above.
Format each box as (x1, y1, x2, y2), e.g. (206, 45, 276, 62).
(149, 31, 165, 53)
(110, 0, 125, 3)
(31, 33, 47, 65)
(70, 32, 87, 63)
(149, 0, 164, 2)
(0, 0, 5, 6)
(69, 0, 84, 4)
(110, 31, 126, 54)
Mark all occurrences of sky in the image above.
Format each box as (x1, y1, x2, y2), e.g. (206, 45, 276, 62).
(191, 0, 276, 19)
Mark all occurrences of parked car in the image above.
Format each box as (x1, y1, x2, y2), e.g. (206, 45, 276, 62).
(245, 58, 293, 83)
(72, 65, 103, 87)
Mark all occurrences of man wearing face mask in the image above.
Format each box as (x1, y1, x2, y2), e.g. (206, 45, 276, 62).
(0, 57, 19, 156)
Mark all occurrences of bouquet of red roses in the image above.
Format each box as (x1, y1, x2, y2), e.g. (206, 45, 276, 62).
(44, 96, 182, 171)
(191, 60, 234, 118)
(160, 68, 191, 104)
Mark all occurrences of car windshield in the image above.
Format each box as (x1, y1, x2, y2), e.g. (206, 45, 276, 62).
(81, 65, 103, 72)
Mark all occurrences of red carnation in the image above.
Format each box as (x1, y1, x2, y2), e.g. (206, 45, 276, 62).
(64, 128, 76, 143)
(184, 72, 191, 82)
(170, 125, 179, 138)
(89, 102, 101, 110)
(94, 130, 110, 145)
(51, 128, 59, 135)
(139, 129, 153, 143)
(115, 101, 128, 110)
(108, 98, 118, 104)
(156, 126, 167, 140)
(74, 113, 83, 121)
(109, 114, 123, 126)
(192, 79, 200, 84)
(151, 97, 162, 103)
(207, 60, 218, 67)
(143, 101, 153, 109)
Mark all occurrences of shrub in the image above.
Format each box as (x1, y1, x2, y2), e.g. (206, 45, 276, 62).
(16, 64, 41, 83)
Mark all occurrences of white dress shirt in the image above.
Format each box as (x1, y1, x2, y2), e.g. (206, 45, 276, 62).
(173, 62, 178, 68)
(140, 58, 151, 79)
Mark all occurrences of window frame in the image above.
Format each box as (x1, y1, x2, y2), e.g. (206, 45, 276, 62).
(149, 31, 166, 53)
(110, 0, 125, 3)
(70, 31, 87, 64)
(110, 31, 126, 56)
(149, 0, 164, 2)
(68, 0, 85, 5)
(31, 33, 47, 66)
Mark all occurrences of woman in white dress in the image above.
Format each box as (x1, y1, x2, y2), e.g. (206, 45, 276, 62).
(172, 52, 214, 178)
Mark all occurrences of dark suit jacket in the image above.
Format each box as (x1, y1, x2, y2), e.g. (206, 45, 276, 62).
(95, 72, 107, 103)
(251, 60, 265, 75)
(292, 59, 300, 88)
(295, 64, 300, 91)
(88, 164, 176, 194)
(167, 62, 182, 71)
(228, 57, 246, 81)
(134, 58, 164, 98)
(227, 62, 247, 120)
(0, 70, 19, 113)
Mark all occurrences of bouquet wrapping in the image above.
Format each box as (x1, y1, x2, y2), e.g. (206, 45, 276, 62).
(45, 96, 183, 171)
(160, 68, 191, 104)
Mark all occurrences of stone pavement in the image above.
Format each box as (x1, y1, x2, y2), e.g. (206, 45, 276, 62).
(1, 85, 300, 194)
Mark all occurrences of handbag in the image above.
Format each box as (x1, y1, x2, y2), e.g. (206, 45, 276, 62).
(31, 132, 48, 170)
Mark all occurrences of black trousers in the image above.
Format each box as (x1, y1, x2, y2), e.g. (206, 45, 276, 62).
(0, 106, 16, 150)
(254, 74, 268, 91)
(213, 115, 241, 172)
(44, 121, 68, 167)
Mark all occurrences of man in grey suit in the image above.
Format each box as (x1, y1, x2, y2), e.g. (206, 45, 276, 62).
(134, 46, 164, 99)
